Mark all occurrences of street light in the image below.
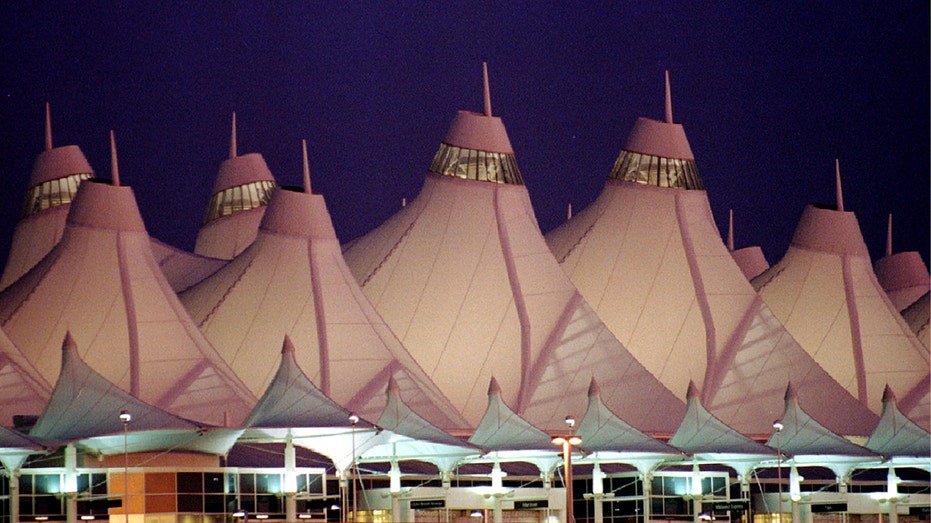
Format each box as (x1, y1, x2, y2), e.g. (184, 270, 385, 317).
(772, 420, 783, 523)
(552, 416, 582, 523)
(119, 410, 132, 521)
(349, 413, 359, 523)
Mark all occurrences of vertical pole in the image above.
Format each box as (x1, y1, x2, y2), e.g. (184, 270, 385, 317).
(120, 410, 132, 523)
(349, 414, 359, 523)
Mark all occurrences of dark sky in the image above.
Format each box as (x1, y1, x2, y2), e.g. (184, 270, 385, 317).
(1, 2, 928, 268)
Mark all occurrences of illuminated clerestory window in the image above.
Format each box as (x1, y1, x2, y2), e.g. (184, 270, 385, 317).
(608, 150, 703, 190)
(429, 143, 524, 185)
(203, 180, 277, 225)
(21, 173, 95, 219)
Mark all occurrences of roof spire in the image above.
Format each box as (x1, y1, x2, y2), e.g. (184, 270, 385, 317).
(482, 62, 493, 117)
(301, 139, 312, 193)
(281, 335, 295, 355)
(230, 112, 238, 159)
(727, 209, 735, 251)
(664, 70, 673, 124)
(886, 213, 893, 256)
(44, 102, 53, 150)
(110, 130, 120, 187)
(567, 202, 573, 221)
(835, 158, 844, 212)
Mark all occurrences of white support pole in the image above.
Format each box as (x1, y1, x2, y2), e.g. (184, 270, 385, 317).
(65, 444, 77, 523)
(390, 460, 402, 523)
(284, 438, 296, 523)
(592, 461, 604, 523)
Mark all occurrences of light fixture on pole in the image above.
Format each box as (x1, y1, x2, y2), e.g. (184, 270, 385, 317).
(772, 420, 783, 523)
(349, 413, 359, 523)
(552, 415, 582, 523)
(119, 410, 132, 521)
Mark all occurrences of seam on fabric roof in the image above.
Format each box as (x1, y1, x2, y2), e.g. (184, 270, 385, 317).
(360, 216, 418, 288)
(0, 239, 64, 325)
(899, 373, 930, 415)
(198, 256, 256, 327)
(701, 295, 766, 403)
(556, 206, 606, 265)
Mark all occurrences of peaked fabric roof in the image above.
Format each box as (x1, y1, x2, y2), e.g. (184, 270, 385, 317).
(728, 210, 770, 280)
(874, 214, 930, 311)
(344, 72, 684, 433)
(244, 336, 356, 428)
(668, 382, 774, 456)
(865, 385, 931, 457)
(765, 384, 876, 458)
(754, 202, 930, 431)
(194, 113, 277, 260)
(182, 169, 466, 430)
(0, 173, 255, 427)
(0, 106, 94, 290)
(0, 425, 49, 473)
(902, 292, 929, 349)
(0, 324, 51, 427)
(30, 332, 198, 440)
(577, 378, 679, 454)
(468, 378, 555, 451)
(545, 88, 875, 437)
(150, 238, 227, 293)
(367, 377, 476, 473)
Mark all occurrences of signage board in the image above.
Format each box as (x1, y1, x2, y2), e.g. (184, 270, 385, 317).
(810, 503, 847, 513)
(514, 500, 549, 510)
(410, 499, 446, 510)
(708, 501, 749, 512)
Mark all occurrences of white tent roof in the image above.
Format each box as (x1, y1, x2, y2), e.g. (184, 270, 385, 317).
(577, 377, 680, 454)
(344, 71, 683, 434)
(0, 323, 50, 427)
(0, 424, 49, 473)
(545, 89, 874, 437)
(468, 378, 554, 451)
(181, 154, 466, 430)
(865, 385, 931, 458)
(755, 202, 930, 431)
(194, 113, 276, 260)
(0, 141, 256, 427)
(874, 214, 930, 311)
(244, 336, 359, 428)
(150, 237, 227, 292)
(669, 382, 774, 457)
(766, 384, 876, 459)
(29, 332, 240, 457)
(902, 292, 929, 349)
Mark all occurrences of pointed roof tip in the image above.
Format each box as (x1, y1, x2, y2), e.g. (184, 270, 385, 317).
(482, 62, 492, 117)
(587, 376, 601, 397)
(386, 375, 400, 394)
(230, 112, 238, 159)
(882, 384, 896, 404)
(44, 102, 53, 150)
(109, 130, 120, 187)
(280, 335, 295, 355)
(487, 376, 501, 395)
(727, 209, 735, 251)
(301, 139, 312, 193)
(886, 213, 893, 256)
(664, 70, 673, 124)
(686, 380, 699, 399)
(784, 381, 798, 402)
(567, 202, 573, 221)
(61, 331, 77, 352)
(835, 158, 844, 212)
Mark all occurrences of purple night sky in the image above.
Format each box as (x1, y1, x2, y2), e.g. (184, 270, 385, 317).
(0, 3, 928, 268)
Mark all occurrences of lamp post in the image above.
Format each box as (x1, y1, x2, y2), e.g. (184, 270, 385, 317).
(119, 410, 132, 521)
(552, 416, 582, 523)
(772, 420, 783, 523)
(349, 413, 359, 523)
